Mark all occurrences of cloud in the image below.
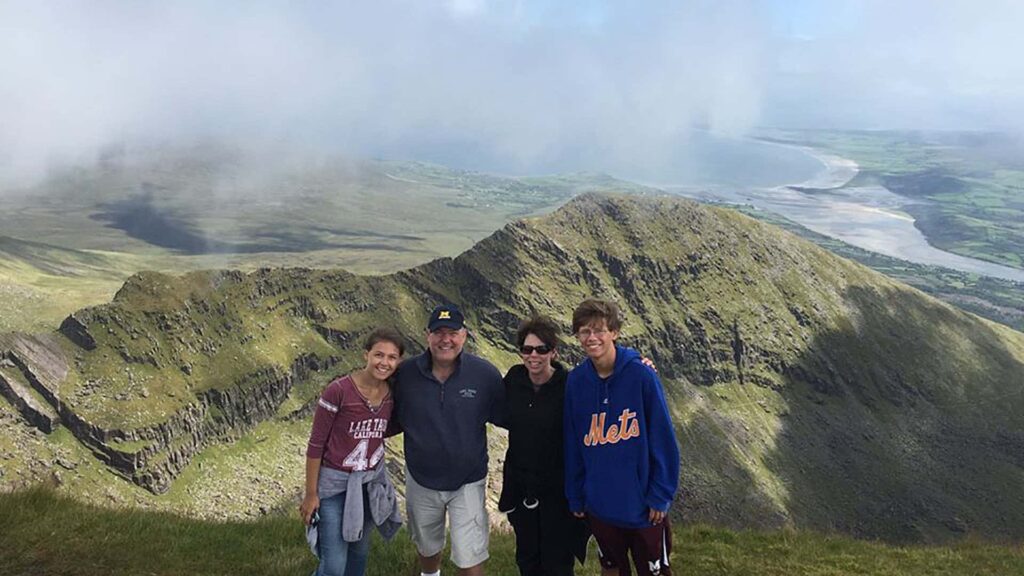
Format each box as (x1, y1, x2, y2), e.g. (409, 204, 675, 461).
(1, 0, 1021, 183)
(0, 1, 773, 180)
(763, 0, 1024, 130)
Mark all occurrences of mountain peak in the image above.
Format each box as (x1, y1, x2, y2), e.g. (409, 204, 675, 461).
(3, 192, 1023, 542)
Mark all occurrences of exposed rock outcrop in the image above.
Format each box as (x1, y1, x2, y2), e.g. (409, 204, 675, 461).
(1, 329, 340, 493)
(0, 363, 60, 433)
(4, 193, 1024, 543)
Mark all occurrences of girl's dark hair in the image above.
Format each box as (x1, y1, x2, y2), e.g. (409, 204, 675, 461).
(515, 315, 560, 349)
(363, 327, 406, 356)
(571, 298, 623, 334)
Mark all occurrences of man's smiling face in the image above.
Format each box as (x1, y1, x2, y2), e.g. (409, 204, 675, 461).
(426, 327, 467, 365)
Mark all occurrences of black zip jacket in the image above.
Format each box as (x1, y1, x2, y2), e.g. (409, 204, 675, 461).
(498, 361, 569, 510)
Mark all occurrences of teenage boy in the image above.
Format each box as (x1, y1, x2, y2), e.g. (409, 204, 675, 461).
(563, 298, 680, 576)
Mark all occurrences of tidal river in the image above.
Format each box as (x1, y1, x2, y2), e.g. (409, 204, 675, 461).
(668, 145, 1024, 284)
(384, 131, 1024, 282)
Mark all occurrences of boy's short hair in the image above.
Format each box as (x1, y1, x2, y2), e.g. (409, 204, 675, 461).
(571, 299, 623, 334)
(515, 315, 561, 349)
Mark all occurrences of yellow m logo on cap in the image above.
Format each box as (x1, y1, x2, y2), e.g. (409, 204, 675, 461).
(439, 311, 451, 319)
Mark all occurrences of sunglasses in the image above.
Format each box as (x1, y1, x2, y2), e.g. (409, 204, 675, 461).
(519, 344, 553, 355)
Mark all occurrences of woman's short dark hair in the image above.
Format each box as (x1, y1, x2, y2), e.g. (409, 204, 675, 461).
(515, 315, 560, 349)
(363, 327, 406, 356)
(571, 299, 623, 334)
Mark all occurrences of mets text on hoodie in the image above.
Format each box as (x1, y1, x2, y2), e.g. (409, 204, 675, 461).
(563, 345, 680, 528)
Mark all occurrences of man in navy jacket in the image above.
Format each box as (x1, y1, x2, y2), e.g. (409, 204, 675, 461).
(392, 304, 504, 576)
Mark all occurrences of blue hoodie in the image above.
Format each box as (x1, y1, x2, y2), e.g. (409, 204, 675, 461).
(564, 345, 680, 528)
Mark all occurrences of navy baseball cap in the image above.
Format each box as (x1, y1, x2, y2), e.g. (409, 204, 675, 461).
(428, 304, 465, 332)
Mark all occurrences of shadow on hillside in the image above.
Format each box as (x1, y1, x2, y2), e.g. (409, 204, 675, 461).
(294, 209, 1024, 546)
(66, 193, 1021, 546)
(671, 393, 792, 530)
(91, 189, 403, 255)
(762, 283, 1024, 543)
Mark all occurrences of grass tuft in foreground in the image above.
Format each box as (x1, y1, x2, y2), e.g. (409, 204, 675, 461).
(1, 487, 1022, 575)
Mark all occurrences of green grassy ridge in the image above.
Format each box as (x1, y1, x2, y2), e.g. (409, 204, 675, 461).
(2, 487, 1022, 576)
(0, 235, 141, 333)
(0, 235, 127, 278)
(63, 268, 382, 428)
(40, 270, 429, 487)
(761, 129, 1024, 270)
(0, 150, 647, 335)
(0, 233, 444, 335)
(327, 193, 1024, 540)
(13, 193, 1024, 542)
(450, 195, 1024, 542)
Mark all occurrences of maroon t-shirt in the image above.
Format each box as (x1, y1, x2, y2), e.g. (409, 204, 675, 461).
(306, 375, 393, 472)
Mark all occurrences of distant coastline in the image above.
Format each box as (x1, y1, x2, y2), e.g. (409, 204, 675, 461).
(779, 145, 860, 191)
(704, 139, 1024, 283)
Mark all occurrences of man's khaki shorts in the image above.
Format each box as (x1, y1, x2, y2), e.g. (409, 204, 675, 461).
(405, 470, 490, 568)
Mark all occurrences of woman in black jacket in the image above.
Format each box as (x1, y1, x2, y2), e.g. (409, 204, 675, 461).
(499, 315, 588, 576)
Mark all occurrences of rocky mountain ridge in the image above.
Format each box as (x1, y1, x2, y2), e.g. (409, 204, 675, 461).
(2, 193, 1023, 543)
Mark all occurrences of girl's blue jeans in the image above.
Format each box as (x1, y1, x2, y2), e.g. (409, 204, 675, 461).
(316, 489, 372, 576)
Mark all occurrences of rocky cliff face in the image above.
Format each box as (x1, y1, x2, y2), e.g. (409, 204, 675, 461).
(430, 194, 1024, 542)
(1, 329, 339, 493)
(3, 193, 1023, 542)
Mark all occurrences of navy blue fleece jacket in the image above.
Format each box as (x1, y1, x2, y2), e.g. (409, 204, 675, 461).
(392, 351, 504, 491)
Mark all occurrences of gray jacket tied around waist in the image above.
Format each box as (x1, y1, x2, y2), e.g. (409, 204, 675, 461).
(306, 462, 402, 557)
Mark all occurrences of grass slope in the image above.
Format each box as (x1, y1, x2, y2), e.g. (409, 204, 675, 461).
(2, 487, 1022, 576)
(4, 193, 1024, 544)
(0, 145, 651, 333)
(453, 194, 1024, 542)
(0, 235, 138, 333)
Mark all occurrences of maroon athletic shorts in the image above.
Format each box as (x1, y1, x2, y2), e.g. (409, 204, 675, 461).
(589, 514, 672, 576)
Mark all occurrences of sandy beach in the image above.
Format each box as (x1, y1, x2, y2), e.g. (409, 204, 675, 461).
(774, 148, 1024, 282)
(783, 146, 860, 190)
(673, 140, 1024, 282)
